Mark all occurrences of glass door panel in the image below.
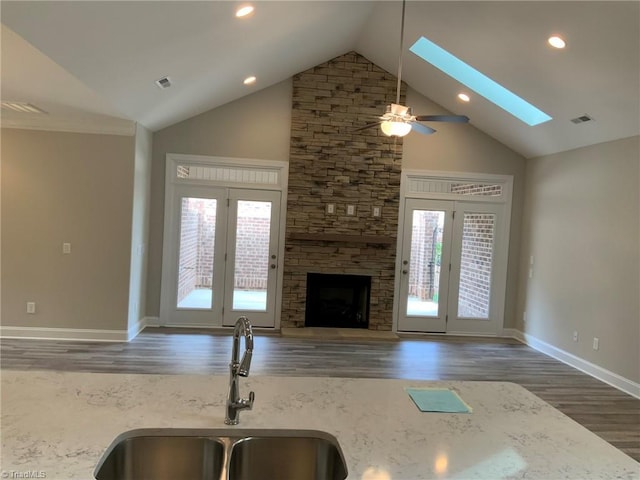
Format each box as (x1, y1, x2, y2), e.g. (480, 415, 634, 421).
(176, 197, 217, 310)
(223, 189, 281, 327)
(447, 202, 502, 335)
(160, 186, 227, 326)
(397, 199, 453, 333)
(231, 200, 271, 311)
(406, 209, 445, 317)
(457, 212, 495, 319)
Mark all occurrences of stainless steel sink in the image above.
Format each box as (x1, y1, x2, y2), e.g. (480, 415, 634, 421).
(94, 428, 348, 480)
(93, 431, 225, 480)
(229, 434, 348, 480)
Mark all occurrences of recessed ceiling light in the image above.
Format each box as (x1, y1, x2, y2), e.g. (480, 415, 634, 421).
(548, 36, 566, 49)
(235, 5, 254, 18)
(243, 76, 257, 85)
(457, 93, 470, 102)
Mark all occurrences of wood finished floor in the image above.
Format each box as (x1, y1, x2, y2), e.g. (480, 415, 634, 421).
(1, 328, 638, 463)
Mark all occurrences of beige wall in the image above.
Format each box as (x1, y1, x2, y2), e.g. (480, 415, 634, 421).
(1, 128, 135, 332)
(518, 136, 640, 383)
(146, 80, 293, 317)
(127, 123, 153, 334)
(403, 88, 527, 328)
(145, 79, 527, 327)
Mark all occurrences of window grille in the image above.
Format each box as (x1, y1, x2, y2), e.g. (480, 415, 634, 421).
(407, 178, 503, 197)
(176, 164, 280, 186)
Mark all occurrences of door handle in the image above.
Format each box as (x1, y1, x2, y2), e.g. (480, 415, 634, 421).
(270, 264, 276, 269)
(402, 270, 408, 274)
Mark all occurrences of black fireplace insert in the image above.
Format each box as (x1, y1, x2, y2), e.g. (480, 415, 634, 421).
(305, 273, 371, 329)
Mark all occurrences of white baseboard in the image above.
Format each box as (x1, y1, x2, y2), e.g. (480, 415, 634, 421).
(144, 316, 161, 327)
(502, 328, 525, 342)
(1, 317, 156, 342)
(127, 317, 150, 341)
(513, 329, 639, 399)
(0, 325, 129, 342)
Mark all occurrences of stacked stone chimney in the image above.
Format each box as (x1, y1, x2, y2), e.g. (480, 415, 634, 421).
(280, 52, 405, 330)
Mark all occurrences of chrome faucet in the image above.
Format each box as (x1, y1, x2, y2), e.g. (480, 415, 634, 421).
(225, 316, 255, 425)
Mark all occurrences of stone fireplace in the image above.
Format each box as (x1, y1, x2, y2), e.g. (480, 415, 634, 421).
(280, 52, 405, 330)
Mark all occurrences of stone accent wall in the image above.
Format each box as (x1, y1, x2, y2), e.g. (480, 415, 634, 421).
(281, 51, 405, 330)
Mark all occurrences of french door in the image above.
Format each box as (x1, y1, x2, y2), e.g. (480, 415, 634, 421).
(397, 198, 505, 335)
(160, 186, 281, 328)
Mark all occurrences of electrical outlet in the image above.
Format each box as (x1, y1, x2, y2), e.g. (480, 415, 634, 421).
(26, 302, 36, 314)
(572, 331, 579, 342)
(593, 337, 599, 350)
(346, 205, 355, 216)
(326, 204, 335, 215)
(63, 242, 71, 254)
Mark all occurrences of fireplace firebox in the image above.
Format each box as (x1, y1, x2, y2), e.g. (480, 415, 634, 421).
(305, 273, 371, 329)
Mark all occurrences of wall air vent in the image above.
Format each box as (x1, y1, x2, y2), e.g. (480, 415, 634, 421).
(155, 76, 172, 89)
(1, 102, 48, 114)
(571, 114, 594, 124)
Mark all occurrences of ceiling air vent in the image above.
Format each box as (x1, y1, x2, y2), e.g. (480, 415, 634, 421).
(1, 101, 48, 114)
(155, 76, 172, 89)
(571, 114, 594, 124)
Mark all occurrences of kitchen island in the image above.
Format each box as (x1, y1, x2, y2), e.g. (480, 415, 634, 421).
(1, 371, 638, 479)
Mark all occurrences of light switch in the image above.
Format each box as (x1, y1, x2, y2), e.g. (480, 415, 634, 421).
(372, 206, 381, 217)
(326, 204, 335, 215)
(63, 243, 71, 254)
(346, 205, 355, 216)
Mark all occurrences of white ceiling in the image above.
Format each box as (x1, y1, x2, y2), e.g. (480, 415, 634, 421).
(2, 1, 638, 158)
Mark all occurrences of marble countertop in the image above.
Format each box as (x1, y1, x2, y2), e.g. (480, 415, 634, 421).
(1, 371, 638, 479)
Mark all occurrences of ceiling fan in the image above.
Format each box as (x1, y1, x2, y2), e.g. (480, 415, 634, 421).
(356, 0, 469, 137)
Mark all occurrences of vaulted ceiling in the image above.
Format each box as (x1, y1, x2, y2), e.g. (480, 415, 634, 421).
(2, 1, 638, 158)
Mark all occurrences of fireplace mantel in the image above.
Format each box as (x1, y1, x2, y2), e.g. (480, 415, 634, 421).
(288, 233, 395, 245)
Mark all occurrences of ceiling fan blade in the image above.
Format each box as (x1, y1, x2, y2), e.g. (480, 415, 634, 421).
(414, 115, 470, 123)
(410, 122, 436, 135)
(353, 121, 381, 132)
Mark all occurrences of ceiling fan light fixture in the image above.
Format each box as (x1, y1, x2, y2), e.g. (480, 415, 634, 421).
(381, 120, 412, 137)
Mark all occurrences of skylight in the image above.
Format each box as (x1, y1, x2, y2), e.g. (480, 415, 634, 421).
(410, 36, 552, 126)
